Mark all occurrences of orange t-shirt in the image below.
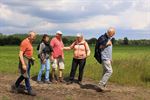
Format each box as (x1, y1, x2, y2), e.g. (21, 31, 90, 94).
(20, 38, 33, 58)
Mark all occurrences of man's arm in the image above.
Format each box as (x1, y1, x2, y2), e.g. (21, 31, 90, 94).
(19, 51, 27, 71)
(99, 40, 112, 49)
(106, 40, 112, 46)
(50, 39, 54, 60)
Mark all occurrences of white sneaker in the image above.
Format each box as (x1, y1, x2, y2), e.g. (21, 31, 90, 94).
(98, 84, 111, 92)
(97, 84, 105, 91)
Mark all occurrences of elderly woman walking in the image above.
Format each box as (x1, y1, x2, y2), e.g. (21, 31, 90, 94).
(64, 33, 91, 85)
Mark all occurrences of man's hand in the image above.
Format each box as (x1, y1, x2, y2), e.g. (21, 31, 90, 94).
(99, 45, 105, 49)
(99, 40, 112, 49)
(50, 56, 54, 62)
(19, 51, 27, 71)
(110, 60, 113, 64)
(62, 56, 65, 60)
(22, 64, 27, 71)
(106, 40, 112, 46)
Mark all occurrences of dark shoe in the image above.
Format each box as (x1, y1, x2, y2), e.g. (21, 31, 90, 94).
(58, 77, 65, 83)
(67, 81, 73, 85)
(28, 90, 36, 96)
(51, 79, 58, 84)
(11, 84, 18, 93)
(17, 85, 26, 93)
(45, 81, 52, 84)
(78, 81, 83, 85)
(37, 81, 43, 84)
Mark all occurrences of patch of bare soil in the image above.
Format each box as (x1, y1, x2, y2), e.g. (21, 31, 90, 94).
(0, 74, 149, 100)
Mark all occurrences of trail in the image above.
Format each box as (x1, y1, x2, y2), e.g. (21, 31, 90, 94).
(0, 74, 149, 100)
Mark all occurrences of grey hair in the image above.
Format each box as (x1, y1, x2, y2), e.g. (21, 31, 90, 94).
(27, 31, 36, 37)
(107, 27, 115, 33)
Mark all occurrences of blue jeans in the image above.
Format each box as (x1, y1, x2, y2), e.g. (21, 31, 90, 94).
(37, 59, 50, 81)
(15, 60, 31, 91)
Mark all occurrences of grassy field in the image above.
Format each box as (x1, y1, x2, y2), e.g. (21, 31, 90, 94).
(0, 45, 150, 87)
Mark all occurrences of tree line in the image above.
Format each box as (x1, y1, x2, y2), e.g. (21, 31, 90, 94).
(0, 33, 150, 46)
(0, 33, 76, 46)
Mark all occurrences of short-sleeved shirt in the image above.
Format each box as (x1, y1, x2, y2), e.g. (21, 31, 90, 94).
(101, 44, 112, 61)
(70, 41, 90, 59)
(99, 33, 112, 61)
(20, 38, 33, 58)
(50, 37, 64, 58)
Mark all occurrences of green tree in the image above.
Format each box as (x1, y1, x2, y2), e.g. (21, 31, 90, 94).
(123, 37, 129, 45)
(87, 38, 97, 45)
(111, 37, 116, 45)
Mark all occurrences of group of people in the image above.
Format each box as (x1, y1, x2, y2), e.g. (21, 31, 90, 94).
(36, 31, 90, 85)
(11, 27, 116, 96)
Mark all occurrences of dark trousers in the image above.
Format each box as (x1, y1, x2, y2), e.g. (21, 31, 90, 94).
(69, 58, 86, 82)
(15, 63, 31, 91)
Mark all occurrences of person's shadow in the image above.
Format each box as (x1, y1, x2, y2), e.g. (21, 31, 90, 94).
(80, 84, 103, 92)
(31, 75, 103, 92)
(63, 76, 103, 92)
(10, 84, 29, 95)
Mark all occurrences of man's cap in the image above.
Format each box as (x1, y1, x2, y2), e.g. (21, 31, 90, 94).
(56, 30, 63, 35)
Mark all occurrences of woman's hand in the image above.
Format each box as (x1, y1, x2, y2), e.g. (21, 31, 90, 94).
(86, 53, 90, 58)
(63, 47, 71, 50)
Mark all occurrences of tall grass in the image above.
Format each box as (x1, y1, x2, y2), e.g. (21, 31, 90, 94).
(0, 45, 149, 87)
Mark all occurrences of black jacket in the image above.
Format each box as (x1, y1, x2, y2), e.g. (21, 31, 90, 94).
(94, 33, 110, 64)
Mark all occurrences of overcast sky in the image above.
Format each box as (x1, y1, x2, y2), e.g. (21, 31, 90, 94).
(0, 0, 150, 39)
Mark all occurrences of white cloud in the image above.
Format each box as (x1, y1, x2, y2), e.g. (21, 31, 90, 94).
(132, 0, 150, 12)
(61, 9, 149, 31)
(119, 10, 150, 30)
(0, 0, 150, 38)
(0, 3, 40, 27)
(63, 15, 120, 30)
(31, 21, 58, 32)
(0, 2, 58, 32)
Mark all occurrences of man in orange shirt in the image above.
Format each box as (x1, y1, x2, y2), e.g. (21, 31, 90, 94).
(11, 31, 36, 96)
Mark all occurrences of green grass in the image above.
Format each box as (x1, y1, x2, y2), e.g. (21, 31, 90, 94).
(0, 45, 150, 87)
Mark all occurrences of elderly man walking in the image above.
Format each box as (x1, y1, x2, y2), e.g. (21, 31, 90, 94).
(95, 27, 116, 91)
(11, 31, 37, 96)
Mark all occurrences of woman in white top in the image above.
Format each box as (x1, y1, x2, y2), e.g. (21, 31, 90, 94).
(64, 33, 91, 85)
